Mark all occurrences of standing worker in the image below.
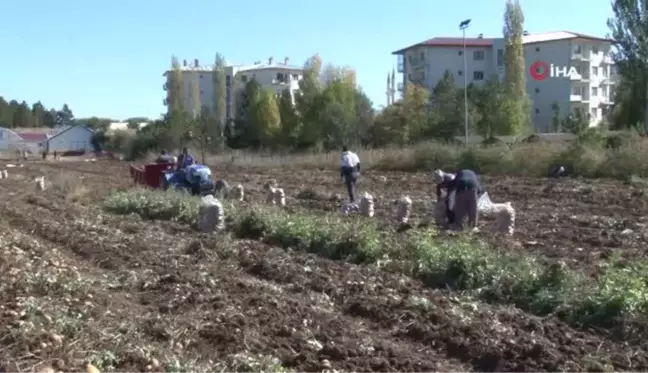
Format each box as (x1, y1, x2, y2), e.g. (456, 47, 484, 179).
(340, 146, 360, 203)
(434, 169, 483, 230)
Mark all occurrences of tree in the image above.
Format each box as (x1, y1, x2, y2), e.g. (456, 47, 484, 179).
(167, 56, 186, 115)
(249, 89, 281, 147)
(56, 104, 75, 126)
(470, 77, 508, 138)
(607, 0, 648, 131)
(212, 53, 227, 147)
(277, 89, 300, 147)
(401, 84, 431, 145)
(429, 70, 461, 139)
(502, 0, 531, 134)
(192, 106, 221, 163)
(353, 90, 375, 146)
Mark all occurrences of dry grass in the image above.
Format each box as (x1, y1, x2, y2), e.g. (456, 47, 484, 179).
(193, 136, 648, 179)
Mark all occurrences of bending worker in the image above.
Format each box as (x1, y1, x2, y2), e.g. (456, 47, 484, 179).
(434, 169, 483, 230)
(340, 146, 360, 203)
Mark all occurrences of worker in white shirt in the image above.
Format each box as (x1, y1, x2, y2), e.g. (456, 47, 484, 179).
(340, 146, 361, 202)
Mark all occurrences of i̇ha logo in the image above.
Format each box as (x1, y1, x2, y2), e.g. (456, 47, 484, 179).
(530, 60, 580, 81)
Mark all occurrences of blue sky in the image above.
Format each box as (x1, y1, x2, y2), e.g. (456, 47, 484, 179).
(1, 0, 613, 120)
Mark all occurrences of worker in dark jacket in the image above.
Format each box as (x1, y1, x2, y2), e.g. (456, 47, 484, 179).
(340, 146, 360, 202)
(434, 169, 483, 230)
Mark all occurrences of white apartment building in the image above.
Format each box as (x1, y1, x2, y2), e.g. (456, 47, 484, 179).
(392, 31, 619, 132)
(163, 57, 303, 121)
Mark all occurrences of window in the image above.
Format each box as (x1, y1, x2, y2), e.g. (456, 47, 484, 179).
(535, 47, 540, 52)
(473, 71, 484, 80)
(573, 45, 582, 54)
(571, 86, 581, 95)
(602, 86, 608, 98)
(420, 51, 425, 61)
(497, 49, 504, 67)
(241, 75, 248, 83)
(602, 66, 608, 77)
(535, 88, 540, 93)
(590, 107, 598, 118)
(535, 108, 540, 114)
(592, 66, 598, 76)
(592, 45, 599, 54)
(473, 50, 485, 60)
(276, 73, 286, 82)
(457, 70, 463, 76)
(200, 90, 204, 95)
(591, 87, 598, 96)
(200, 74, 203, 79)
(408, 73, 412, 81)
(458, 50, 463, 56)
(292, 74, 299, 80)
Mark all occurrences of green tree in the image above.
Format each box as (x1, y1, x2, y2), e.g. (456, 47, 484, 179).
(212, 53, 227, 146)
(401, 83, 430, 145)
(167, 56, 186, 115)
(353, 90, 375, 146)
(277, 89, 300, 147)
(502, 0, 531, 134)
(13, 101, 31, 128)
(250, 89, 281, 147)
(607, 0, 648, 131)
(470, 77, 508, 138)
(429, 70, 461, 139)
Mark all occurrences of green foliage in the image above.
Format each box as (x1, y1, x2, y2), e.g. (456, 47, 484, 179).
(104, 188, 648, 330)
(0, 97, 75, 128)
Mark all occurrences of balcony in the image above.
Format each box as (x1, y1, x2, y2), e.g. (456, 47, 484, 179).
(571, 53, 590, 61)
(602, 55, 614, 64)
(397, 82, 404, 92)
(397, 55, 404, 73)
(569, 94, 582, 102)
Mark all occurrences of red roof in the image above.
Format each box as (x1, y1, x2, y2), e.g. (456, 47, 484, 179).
(393, 37, 494, 54)
(16, 132, 48, 142)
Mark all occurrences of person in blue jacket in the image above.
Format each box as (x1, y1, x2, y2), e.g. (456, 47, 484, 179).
(176, 147, 195, 171)
(434, 169, 483, 230)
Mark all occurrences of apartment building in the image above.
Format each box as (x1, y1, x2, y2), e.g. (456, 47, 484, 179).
(163, 57, 303, 121)
(392, 31, 618, 132)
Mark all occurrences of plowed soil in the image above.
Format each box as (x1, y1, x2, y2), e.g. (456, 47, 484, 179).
(1, 159, 647, 372)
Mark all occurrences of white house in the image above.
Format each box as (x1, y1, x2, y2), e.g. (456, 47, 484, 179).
(43, 125, 95, 152)
(163, 57, 304, 122)
(392, 31, 619, 132)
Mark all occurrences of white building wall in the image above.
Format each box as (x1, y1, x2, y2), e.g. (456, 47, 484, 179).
(395, 33, 617, 133)
(164, 59, 303, 122)
(0, 128, 33, 151)
(46, 126, 94, 152)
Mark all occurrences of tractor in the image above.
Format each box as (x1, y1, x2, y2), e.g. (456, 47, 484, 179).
(130, 162, 216, 196)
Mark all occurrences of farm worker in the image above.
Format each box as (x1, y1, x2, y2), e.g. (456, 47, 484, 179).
(434, 169, 483, 230)
(156, 150, 174, 164)
(176, 147, 195, 171)
(340, 146, 361, 202)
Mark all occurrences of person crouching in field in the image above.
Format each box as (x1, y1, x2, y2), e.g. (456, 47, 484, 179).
(340, 146, 360, 203)
(434, 169, 483, 230)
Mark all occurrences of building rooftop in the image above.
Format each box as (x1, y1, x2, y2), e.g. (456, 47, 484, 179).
(163, 58, 303, 76)
(392, 30, 613, 54)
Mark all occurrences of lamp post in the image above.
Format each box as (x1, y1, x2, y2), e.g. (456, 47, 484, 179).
(459, 19, 471, 145)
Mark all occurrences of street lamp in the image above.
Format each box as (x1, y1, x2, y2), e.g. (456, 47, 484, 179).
(459, 19, 471, 145)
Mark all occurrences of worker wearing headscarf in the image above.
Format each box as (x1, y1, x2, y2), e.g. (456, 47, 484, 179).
(434, 169, 483, 230)
(340, 146, 360, 202)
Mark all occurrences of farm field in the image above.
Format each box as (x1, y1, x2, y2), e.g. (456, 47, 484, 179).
(1, 159, 648, 372)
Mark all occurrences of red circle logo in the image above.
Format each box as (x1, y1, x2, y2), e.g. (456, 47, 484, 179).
(530, 61, 549, 81)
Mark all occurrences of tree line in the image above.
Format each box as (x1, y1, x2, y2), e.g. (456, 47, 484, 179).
(113, 0, 533, 159)
(103, 0, 645, 159)
(0, 98, 76, 129)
